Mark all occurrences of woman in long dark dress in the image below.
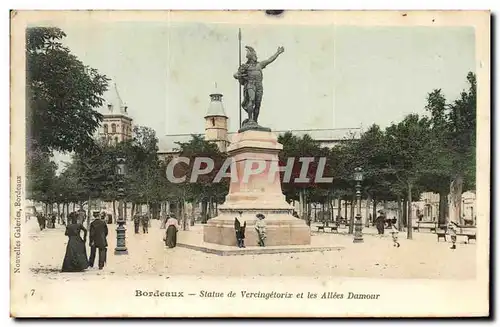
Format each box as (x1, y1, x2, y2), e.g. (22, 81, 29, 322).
(164, 216, 180, 248)
(61, 214, 89, 272)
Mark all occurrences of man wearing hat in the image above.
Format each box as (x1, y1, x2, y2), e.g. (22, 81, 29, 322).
(89, 210, 109, 270)
(254, 213, 267, 247)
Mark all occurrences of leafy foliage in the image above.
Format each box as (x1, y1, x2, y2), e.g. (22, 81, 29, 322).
(26, 27, 109, 154)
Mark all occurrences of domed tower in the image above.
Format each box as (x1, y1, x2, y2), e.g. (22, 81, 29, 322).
(204, 87, 229, 152)
(98, 82, 133, 145)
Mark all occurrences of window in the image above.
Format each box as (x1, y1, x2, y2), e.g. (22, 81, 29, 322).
(211, 118, 215, 126)
(103, 124, 108, 134)
(115, 137, 119, 144)
(111, 124, 116, 133)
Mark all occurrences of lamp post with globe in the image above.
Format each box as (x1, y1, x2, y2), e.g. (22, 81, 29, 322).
(353, 167, 364, 243)
(114, 157, 128, 255)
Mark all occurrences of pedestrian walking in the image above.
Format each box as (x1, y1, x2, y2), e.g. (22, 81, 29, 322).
(50, 214, 56, 228)
(375, 210, 385, 235)
(36, 212, 46, 231)
(164, 215, 180, 248)
(448, 221, 458, 250)
(133, 213, 141, 234)
(89, 212, 109, 270)
(61, 213, 89, 272)
(141, 214, 150, 234)
(391, 218, 400, 247)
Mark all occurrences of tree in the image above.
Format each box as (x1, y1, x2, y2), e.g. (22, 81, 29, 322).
(26, 149, 57, 211)
(174, 135, 229, 228)
(385, 114, 436, 239)
(278, 132, 333, 225)
(26, 27, 109, 154)
(424, 72, 476, 224)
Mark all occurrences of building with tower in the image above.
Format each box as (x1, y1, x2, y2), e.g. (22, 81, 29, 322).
(204, 88, 229, 152)
(98, 83, 133, 145)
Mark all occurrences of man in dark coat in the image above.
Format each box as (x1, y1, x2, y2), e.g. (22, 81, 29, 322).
(89, 214, 109, 270)
(141, 214, 150, 234)
(234, 217, 246, 248)
(133, 213, 141, 234)
(375, 210, 386, 235)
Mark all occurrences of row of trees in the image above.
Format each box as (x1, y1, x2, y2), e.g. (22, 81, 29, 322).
(26, 27, 476, 237)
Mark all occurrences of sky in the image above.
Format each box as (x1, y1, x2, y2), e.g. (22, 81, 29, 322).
(48, 21, 475, 166)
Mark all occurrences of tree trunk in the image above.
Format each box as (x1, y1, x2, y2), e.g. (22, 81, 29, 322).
(438, 189, 448, 225)
(372, 199, 378, 227)
(181, 200, 188, 231)
(57, 203, 61, 224)
(344, 198, 348, 220)
(72, 203, 76, 212)
(407, 183, 413, 240)
(162, 201, 167, 219)
(449, 175, 463, 224)
(365, 194, 371, 227)
(191, 201, 196, 226)
(321, 202, 325, 223)
(176, 201, 182, 222)
(337, 198, 341, 222)
(402, 199, 408, 228)
(307, 201, 312, 226)
(201, 200, 208, 223)
(131, 203, 136, 216)
(87, 196, 91, 230)
(299, 190, 305, 219)
(112, 200, 117, 223)
(397, 194, 403, 231)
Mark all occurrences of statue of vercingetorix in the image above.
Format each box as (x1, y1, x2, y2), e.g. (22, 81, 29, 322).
(234, 45, 284, 131)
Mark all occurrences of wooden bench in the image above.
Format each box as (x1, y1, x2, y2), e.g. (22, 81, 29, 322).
(315, 224, 339, 233)
(457, 233, 476, 243)
(413, 221, 437, 232)
(436, 229, 447, 242)
(435, 225, 476, 243)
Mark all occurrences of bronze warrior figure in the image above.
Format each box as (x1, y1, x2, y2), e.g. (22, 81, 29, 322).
(234, 45, 284, 127)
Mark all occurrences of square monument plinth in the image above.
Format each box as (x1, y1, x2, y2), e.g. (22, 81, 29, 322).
(203, 130, 311, 246)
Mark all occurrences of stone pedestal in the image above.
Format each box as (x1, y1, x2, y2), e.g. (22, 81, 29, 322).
(203, 130, 311, 246)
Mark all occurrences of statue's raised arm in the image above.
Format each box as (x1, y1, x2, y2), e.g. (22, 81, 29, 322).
(259, 46, 285, 69)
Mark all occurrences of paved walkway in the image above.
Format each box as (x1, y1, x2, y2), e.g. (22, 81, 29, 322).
(25, 218, 476, 280)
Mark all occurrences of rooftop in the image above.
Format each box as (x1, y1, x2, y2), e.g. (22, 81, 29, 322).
(158, 128, 361, 153)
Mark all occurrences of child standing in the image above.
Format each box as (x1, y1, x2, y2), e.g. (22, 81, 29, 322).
(255, 213, 267, 247)
(447, 221, 458, 250)
(391, 218, 400, 247)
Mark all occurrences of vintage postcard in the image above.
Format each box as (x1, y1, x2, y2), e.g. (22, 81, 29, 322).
(10, 10, 490, 317)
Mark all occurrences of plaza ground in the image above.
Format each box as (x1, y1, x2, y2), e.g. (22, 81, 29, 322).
(25, 218, 476, 280)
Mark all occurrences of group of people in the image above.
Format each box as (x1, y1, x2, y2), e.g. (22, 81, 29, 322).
(233, 213, 267, 248)
(35, 212, 64, 230)
(133, 213, 150, 234)
(61, 211, 109, 272)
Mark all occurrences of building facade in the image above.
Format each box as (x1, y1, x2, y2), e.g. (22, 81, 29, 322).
(98, 83, 133, 145)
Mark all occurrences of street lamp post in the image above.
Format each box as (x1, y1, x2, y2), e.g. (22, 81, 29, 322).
(353, 167, 364, 243)
(114, 157, 128, 255)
